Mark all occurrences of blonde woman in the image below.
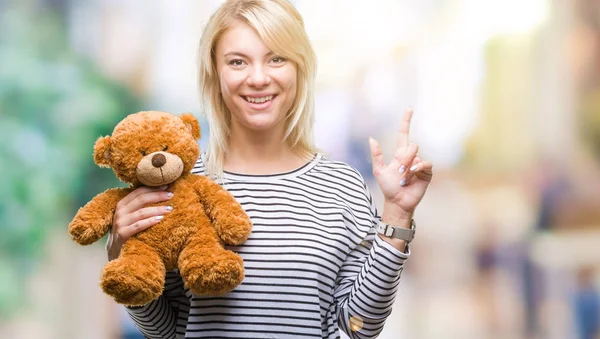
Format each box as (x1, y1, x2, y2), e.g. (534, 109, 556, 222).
(107, 0, 433, 338)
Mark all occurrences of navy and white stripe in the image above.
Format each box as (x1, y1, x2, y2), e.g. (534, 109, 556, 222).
(125, 154, 410, 338)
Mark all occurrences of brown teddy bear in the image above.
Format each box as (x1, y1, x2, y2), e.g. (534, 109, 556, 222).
(68, 111, 252, 306)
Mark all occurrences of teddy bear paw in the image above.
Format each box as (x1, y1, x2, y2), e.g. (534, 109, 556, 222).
(68, 221, 105, 246)
(181, 250, 245, 296)
(217, 216, 253, 245)
(100, 259, 164, 306)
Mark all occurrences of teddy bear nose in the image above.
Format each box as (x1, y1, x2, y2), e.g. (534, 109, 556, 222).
(151, 153, 167, 168)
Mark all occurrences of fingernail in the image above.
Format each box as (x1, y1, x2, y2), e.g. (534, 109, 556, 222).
(166, 206, 173, 212)
(167, 192, 173, 198)
(156, 215, 164, 220)
(399, 165, 406, 174)
(410, 164, 419, 172)
(400, 178, 407, 186)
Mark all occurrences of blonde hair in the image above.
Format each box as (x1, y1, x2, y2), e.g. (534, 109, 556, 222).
(198, 0, 317, 178)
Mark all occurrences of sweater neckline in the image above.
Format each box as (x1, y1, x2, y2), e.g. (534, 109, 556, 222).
(219, 153, 322, 181)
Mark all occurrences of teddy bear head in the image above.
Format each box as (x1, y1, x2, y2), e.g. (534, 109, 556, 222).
(93, 111, 201, 186)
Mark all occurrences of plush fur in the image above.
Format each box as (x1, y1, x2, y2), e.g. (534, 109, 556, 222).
(68, 111, 252, 306)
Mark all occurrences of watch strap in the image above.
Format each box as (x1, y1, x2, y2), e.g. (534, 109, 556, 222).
(376, 219, 416, 242)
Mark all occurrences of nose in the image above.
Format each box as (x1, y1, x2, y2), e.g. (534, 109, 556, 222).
(152, 153, 166, 168)
(246, 65, 271, 88)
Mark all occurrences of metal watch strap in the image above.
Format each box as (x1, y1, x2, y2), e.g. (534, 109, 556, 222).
(376, 219, 416, 242)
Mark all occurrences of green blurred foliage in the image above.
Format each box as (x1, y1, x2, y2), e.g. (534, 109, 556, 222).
(0, 4, 142, 318)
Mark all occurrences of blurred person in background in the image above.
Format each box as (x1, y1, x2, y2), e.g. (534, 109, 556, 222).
(104, 0, 433, 338)
(573, 267, 599, 339)
(524, 160, 570, 337)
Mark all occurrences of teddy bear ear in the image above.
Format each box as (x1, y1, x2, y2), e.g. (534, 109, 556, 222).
(93, 136, 112, 167)
(180, 113, 201, 140)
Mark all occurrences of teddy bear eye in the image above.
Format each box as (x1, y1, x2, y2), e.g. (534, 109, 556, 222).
(140, 150, 147, 156)
(162, 145, 168, 151)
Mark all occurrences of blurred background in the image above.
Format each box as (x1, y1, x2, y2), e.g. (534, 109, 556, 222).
(1, 0, 599, 338)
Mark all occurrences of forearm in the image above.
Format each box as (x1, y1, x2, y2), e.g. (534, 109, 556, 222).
(125, 296, 177, 339)
(378, 201, 413, 252)
(336, 235, 409, 338)
(124, 271, 188, 339)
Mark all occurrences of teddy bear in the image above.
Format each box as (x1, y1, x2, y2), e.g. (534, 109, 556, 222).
(68, 110, 252, 306)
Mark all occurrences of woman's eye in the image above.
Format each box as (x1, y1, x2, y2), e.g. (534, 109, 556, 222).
(140, 150, 147, 156)
(162, 145, 168, 151)
(271, 56, 286, 64)
(229, 59, 245, 67)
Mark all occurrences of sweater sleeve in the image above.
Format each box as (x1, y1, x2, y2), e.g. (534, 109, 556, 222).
(334, 171, 410, 339)
(124, 270, 190, 339)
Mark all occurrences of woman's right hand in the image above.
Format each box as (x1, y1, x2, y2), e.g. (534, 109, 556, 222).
(107, 185, 174, 261)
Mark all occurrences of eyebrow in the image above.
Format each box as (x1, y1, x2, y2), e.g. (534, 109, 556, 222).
(223, 51, 275, 58)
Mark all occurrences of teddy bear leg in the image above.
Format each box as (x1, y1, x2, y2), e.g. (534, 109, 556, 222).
(178, 233, 245, 296)
(100, 239, 166, 306)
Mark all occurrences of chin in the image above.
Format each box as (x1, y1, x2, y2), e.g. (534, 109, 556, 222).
(237, 113, 281, 131)
(245, 119, 280, 131)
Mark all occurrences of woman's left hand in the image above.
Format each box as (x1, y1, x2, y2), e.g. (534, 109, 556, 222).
(368, 107, 433, 217)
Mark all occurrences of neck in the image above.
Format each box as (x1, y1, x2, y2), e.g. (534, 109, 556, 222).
(225, 124, 308, 175)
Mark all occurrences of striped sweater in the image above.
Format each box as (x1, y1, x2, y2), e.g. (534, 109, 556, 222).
(124, 153, 410, 338)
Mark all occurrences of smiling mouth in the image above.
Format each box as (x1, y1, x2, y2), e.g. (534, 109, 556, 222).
(243, 95, 276, 104)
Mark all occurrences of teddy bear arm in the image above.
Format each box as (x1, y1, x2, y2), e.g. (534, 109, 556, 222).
(68, 187, 130, 245)
(190, 175, 252, 245)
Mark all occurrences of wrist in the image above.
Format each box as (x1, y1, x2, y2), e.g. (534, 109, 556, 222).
(382, 201, 413, 228)
(377, 234, 407, 252)
(107, 233, 122, 261)
(376, 218, 416, 253)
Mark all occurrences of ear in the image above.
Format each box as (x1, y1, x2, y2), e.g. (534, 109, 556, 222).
(93, 136, 112, 167)
(180, 113, 201, 139)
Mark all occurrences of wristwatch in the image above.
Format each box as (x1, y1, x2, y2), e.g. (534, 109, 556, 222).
(376, 219, 416, 243)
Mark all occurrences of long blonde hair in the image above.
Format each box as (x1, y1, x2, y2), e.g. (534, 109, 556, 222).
(197, 0, 317, 178)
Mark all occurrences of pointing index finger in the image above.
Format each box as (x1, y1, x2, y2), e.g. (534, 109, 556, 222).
(396, 107, 413, 150)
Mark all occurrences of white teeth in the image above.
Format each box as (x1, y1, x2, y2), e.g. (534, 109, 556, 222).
(245, 95, 274, 104)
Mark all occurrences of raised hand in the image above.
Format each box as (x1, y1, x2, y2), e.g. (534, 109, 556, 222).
(368, 107, 433, 216)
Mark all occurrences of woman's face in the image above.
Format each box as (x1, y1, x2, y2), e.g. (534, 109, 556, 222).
(215, 20, 297, 136)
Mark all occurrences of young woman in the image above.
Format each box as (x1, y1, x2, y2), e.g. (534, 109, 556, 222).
(107, 0, 433, 338)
